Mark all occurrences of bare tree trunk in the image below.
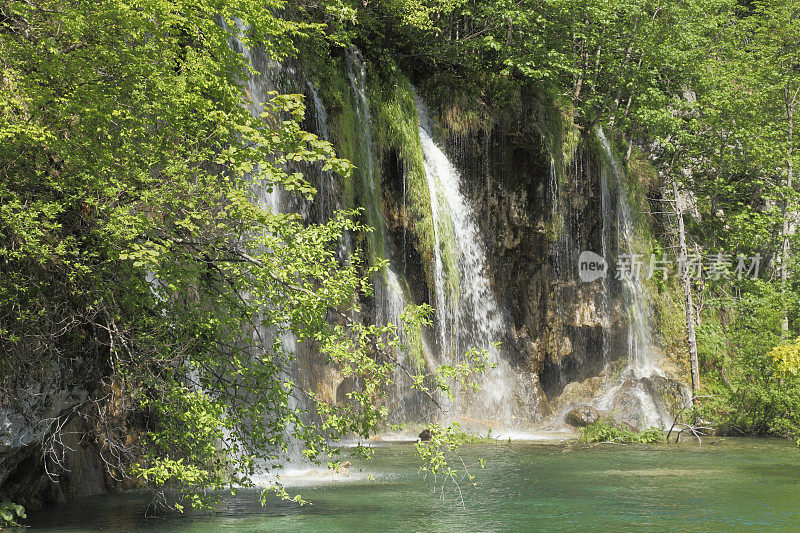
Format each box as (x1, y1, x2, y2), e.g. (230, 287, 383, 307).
(609, 49, 642, 130)
(782, 90, 794, 336)
(587, 19, 639, 132)
(673, 178, 700, 401)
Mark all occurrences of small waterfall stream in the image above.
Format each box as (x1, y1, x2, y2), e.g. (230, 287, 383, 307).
(307, 81, 353, 263)
(307, 82, 335, 224)
(230, 31, 335, 478)
(596, 128, 668, 428)
(598, 129, 660, 378)
(346, 49, 386, 265)
(415, 95, 529, 430)
(344, 51, 422, 422)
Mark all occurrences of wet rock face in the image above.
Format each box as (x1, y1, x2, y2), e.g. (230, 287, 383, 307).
(565, 405, 601, 427)
(641, 375, 691, 424)
(432, 103, 628, 406)
(553, 376, 606, 414)
(381, 147, 433, 308)
(605, 375, 689, 431)
(0, 385, 86, 488)
(606, 378, 649, 430)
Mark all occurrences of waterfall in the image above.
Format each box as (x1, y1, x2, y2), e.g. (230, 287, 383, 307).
(598, 129, 660, 378)
(345, 49, 386, 265)
(548, 156, 565, 371)
(344, 50, 428, 422)
(596, 128, 668, 428)
(344, 48, 405, 323)
(307, 81, 353, 263)
(347, 50, 374, 190)
(227, 30, 335, 479)
(229, 24, 285, 216)
(228, 33, 669, 438)
(415, 94, 531, 430)
(307, 82, 334, 224)
(344, 48, 383, 264)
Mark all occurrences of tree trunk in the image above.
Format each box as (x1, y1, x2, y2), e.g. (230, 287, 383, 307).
(782, 92, 794, 336)
(673, 178, 700, 401)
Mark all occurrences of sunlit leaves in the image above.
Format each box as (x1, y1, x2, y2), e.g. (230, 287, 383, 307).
(770, 337, 800, 377)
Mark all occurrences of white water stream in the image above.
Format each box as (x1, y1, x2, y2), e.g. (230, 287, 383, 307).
(415, 94, 528, 429)
(596, 128, 668, 428)
(598, 128, 660, 378)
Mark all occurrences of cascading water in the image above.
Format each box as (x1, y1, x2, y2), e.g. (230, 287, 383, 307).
(548, 156, 566, 376)
(599, 148, 614, 368)
(230, 24, 283, 216)
(229, 30, 335, 478)
(344, 50, 426, 422)
(546, 146, 598, 394)
(307, 81, 353, 263)
(415, 94, 536, 430)
(598, 129, 660, 378)
(596, 128, 668, 428)
(306, 82, 335, 224)
(230, 30, 673, 441)
(345, 50, 386, 262)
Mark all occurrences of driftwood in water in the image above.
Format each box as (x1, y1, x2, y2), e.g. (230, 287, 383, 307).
(666, 395, 713, 445)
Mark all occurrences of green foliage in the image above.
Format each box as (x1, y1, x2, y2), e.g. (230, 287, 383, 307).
(654, 281, 691, 373)
(3, 0, 800, 513)
(0, 0, 489, 512)
(399, 302, 430, 370)
(414, 422, 489, 500)
(770, 337, 800, 377)
(579, 421, 665, 444)
(696, 287, 800, 438)
(0, 501, 25, 528)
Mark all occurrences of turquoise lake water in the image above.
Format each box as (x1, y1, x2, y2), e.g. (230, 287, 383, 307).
(22, 438, 800, 531)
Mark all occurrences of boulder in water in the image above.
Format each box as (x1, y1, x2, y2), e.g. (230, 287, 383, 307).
(607, 378, 647, 430)
(606, 375, 690, 431)
(641, 375, 690, 421)
(565, 405, 601, 427)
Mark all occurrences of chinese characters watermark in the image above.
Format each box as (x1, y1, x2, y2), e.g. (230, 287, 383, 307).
(578, 252, 763, 283)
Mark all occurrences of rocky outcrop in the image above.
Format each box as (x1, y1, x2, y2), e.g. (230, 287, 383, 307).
(565, 405, 601, 427)
(604, 375, 689, 431)
(1, 384, 86, 488)
(642, 375, 691, 424)
(555, 364, 689, 431)
(0, 383, 112, 509)
(605, 379, 649, 430)
(427, 96, 631, 407)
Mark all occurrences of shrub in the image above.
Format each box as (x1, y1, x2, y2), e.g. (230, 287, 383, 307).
(0, 501, 25, 528)
(579, 420, 665, 444)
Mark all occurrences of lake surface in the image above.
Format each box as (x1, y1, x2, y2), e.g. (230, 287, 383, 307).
(23, 437, 800, 531)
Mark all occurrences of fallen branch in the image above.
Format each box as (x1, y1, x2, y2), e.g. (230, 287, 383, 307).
(666, 395, 712, 441)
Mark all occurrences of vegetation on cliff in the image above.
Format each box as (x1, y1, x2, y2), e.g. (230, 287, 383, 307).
(2, 0, 800, 516)
(0, 0, 487, 510)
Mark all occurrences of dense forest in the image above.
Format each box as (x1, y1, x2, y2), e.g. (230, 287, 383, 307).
(1, 0, 800, 526)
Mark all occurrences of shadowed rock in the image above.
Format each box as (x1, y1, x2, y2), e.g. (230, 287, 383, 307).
(565, 405, 601, 427)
